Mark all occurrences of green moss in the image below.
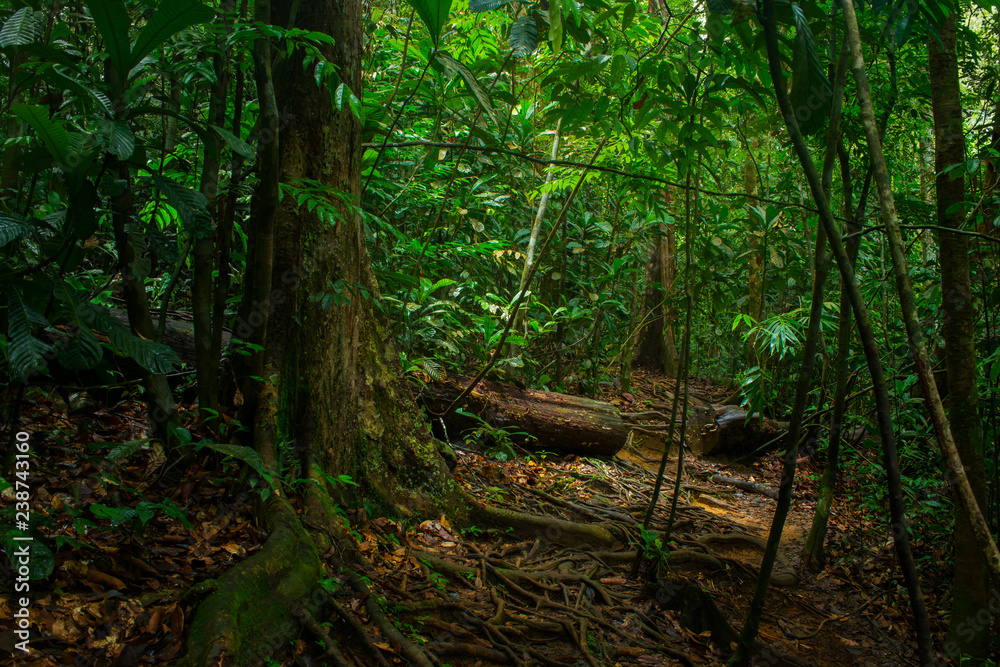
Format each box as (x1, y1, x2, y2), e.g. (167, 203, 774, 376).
(182, 498, 322, 666)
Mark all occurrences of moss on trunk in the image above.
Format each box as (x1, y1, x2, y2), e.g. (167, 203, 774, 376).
(182, 498, 322, 666)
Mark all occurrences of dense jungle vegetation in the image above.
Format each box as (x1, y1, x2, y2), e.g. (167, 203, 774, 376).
(2, 0, 1000, 664)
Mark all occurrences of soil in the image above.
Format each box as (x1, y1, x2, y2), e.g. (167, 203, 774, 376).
(0, 370, 960, 665)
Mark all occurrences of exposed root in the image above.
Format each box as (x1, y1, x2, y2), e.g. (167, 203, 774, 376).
(465, 491, 623, 546)
(181, 497, 323, 666)
(345, 570, 435, 667)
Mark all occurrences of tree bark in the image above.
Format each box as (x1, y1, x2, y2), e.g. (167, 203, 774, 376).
(930, 9, 990, 659)
(263, 0, 462, 520)
(192, 0, 234, 425)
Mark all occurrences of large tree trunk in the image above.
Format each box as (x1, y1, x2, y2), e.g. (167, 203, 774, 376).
(263, 0, 462, 521)
(184, 1, 464, 662)
(930, 9, 990, 659)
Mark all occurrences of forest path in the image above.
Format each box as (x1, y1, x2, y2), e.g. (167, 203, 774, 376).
(605, 369, 922, 666)
(4, 378, 928, 667)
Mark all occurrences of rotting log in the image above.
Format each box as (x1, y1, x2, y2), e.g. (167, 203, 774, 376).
(421, 375, 795, 459)
(421, 374, 655, 457)
(694, 405, 789, 458)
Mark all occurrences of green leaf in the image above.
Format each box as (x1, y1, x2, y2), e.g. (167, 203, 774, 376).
(41, 69, 115, 117)
(509, 16, 538, 57)
(129, 0, 215, 73)
(706, 0, 733, 13)
(0, 531, 54, 580)
(0, 7, 43, 47)
(435, 52, 500, 128)
(209, 124, 254, 159)
(85, 0, 132, 81)
(0, 215, 34, 247)
(96, 119, 135, 159)
(12, 104, 69, 164)
(105, 439, 149, 463)
(788, 3, 831, 136)
(52, 282, 104, 371)
(549, 0, 563, 54)
(5, 287, 52, 381)
(150, 173, 213, 236)
(194, 441, 274, 479)
(333, 83, 363, 121)
(84, 304, 181, 374)
(468, 0, 514, 10)
(622, 2, 636, 30)
(406, 0, 453, 46)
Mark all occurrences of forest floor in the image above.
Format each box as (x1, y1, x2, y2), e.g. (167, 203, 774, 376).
(0, 370, 961, 666)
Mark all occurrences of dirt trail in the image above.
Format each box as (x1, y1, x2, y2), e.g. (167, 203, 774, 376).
(619, 434, 917, 667)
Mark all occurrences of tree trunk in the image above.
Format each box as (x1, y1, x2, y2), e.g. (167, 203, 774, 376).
(930, 9, 990, 659)
(803, 38, 856, 572)
(744, 137, 763, 330)
(804, 142, 860, 571)
(192, 0, 233, 425)
(264, 0, 462, 521)
(632, 219, 679, 374)
(510, 119, 562, 363)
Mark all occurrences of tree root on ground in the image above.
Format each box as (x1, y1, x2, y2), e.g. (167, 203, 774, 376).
(181, 446, 818, 666)
(180, 496, 323, 666)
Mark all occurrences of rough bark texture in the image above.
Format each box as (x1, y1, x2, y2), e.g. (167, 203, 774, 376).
(265, 0, 463, 520)
(930, 11, 990, 659)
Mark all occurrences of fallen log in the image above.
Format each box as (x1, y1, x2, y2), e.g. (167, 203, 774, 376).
(708, 474, 779, 499)
(693, 405, 789, 458)
(420, 374, 657, 457)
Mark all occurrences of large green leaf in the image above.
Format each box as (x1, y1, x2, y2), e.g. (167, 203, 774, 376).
(97, 119, 135, 159)
(509, 16, 538, 57)
(406, 0, 453, 46)
(549, 0, 563, 54)
(0, 216, 34, 247)
(435, 52, 500, 128)
(5, 287, 52, 381)
(129, 0, 214, 72)
(468, 0, 515, 11)
(0, 7, 43, 47)
(85, 0, 132, 81)
(84, 304, 181, 374)
(788, 3, 831, 136)
(195, 441, 273, 480)
(209, 124, 254, 159)
(52, 282, 104, 372)
(150, 173, 213, 236)
(12, 104, 69, 164)
(42, 69, 115, 117)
